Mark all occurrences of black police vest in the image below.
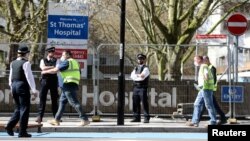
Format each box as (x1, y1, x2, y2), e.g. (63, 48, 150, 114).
(41, 58, 57, 79)
(133, 65, 149, 88)
(11, 58, 28, 84)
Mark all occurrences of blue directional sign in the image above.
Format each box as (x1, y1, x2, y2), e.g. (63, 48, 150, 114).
(221, 85, 244, 103)
(48, 15, 88, 39)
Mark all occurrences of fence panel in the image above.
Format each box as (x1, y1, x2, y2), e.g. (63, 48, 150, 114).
(0, 43, 250, 119)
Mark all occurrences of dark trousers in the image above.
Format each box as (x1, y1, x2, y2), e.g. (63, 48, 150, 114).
(132, 87, 150, 120)
(6, 81, 30, 135)
(37, 78, 59, 120)
(200, 94, 226, 120)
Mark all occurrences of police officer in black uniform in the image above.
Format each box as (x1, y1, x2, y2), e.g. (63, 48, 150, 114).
(130, 53, 150, 123)
(36, 47, 59, 123)
(5, 45, 38, 137)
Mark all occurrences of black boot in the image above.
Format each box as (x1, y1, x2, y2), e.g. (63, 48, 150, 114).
(18, 132, 32, 138)
(5, 127, 14, 136)
(143, 118, 149, 123)
(130, 118, 141, 122)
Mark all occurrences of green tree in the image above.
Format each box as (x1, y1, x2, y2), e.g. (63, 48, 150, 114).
(126, 0, 250, 80)
(0, 0, 99, 68)
(0, 0, 48, 69)
(89, 0, 249, 80)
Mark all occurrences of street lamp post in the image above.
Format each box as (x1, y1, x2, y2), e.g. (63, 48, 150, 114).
(117, 0, 126, 125)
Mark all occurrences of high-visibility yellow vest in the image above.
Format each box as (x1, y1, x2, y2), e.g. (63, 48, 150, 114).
(60, 58, 80, 85)
(199, 64, 214, 90)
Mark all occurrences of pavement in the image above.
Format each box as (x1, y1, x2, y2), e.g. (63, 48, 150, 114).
(0, 132, 208, 141)
(1, 115, 250, 133)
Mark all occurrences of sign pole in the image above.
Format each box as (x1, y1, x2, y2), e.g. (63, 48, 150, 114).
(117, 0, 126, 125)
(229, 35, 239, 123)
(234, 36, 238, 83)
(226, 13, 248, 124)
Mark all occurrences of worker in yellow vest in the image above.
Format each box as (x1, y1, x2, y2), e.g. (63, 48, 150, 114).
(186, 55, 217, 127)
(41, 50, 90, 126)
(199, 56, 227, 124)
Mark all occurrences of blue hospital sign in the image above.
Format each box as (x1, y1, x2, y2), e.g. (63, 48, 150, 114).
(221, 85, 244, 103)
(48, 15, 88, 39)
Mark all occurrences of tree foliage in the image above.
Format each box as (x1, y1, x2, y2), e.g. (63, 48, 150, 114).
(129, 0, 250, 80)
(0, 0, 249, 80)
(92, 0, 249, 80)
(0, 0, 48, 69)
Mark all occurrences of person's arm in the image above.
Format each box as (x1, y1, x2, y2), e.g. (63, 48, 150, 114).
(203, 66, 209, 81)
(40, 59, 55, 71)
(23, 61, 37, 93)
(42, 60, 69, 74)
(130, 69, 137, 80)
(131, 67, 150, 81)
(56, 58, 60, 67)
(139, 67, 150, 78)
(211, 66, 217, 83)
(41, 67, 59, 74)
(8, 62, 12, 88)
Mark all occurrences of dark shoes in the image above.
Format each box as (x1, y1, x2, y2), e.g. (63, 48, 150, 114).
(5, 126, 31, 137)
(130, 118, 141, 122)
(144, 118, 150, 123)
(5, 127, 14, 136)
(18, 133, 32, 138)
(130, 118, 150, 123)
(217, 118, 228, 125)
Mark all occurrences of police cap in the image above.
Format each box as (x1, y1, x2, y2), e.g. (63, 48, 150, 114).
(17, 45, 30, 54)
(137, 53, 146, 60)
(46, 47, 55, 52)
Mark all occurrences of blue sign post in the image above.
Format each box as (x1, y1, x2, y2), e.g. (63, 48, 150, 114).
(221, 85, 244, 103)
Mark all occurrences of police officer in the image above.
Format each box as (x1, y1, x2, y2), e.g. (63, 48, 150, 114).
(130, 53, 150, 123)
(6, 45, 38, 137)
(36, 47, 59, 123)
(42, 50, 90, 126)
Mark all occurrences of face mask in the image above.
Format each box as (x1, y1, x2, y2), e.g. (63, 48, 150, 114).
(60, 56, 65, 61)
(194, 61, 199, 66)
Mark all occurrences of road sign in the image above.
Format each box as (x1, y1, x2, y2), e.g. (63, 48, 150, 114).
(221, 85, 244, 103)
(48, 15, 89, 39)
(227, 13, 248, 36)
(47, 2, 89, 78)
(196, 34, 227, 39)
(195, 34, 227, 45)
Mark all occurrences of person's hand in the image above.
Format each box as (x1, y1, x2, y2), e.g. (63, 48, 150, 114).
(41, 71, 45, 74)
(31, 90, 39, 98)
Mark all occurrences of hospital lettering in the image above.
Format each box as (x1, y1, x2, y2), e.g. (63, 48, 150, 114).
(0, 86, 177, 111)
